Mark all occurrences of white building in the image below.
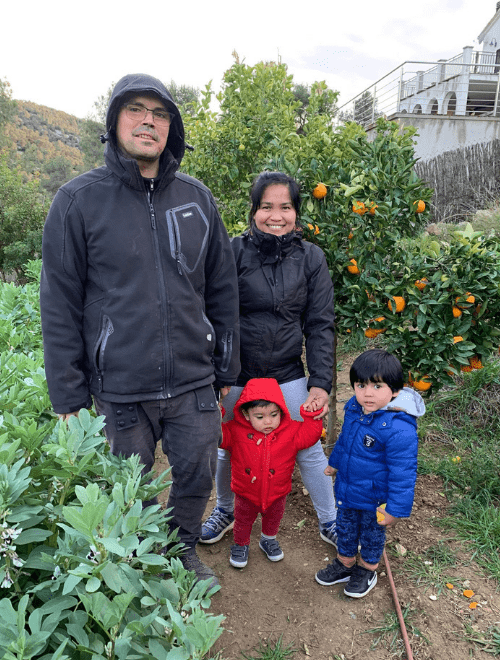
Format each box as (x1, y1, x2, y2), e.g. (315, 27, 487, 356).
(340, 3, 500, 160)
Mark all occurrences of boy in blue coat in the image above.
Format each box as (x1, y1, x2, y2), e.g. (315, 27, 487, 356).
(315, 349, 425, 598)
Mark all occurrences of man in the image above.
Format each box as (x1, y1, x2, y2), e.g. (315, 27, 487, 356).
(40, 74, 240, 588)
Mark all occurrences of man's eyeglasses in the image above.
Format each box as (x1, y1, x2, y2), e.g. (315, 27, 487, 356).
(123, 103, 174, 126)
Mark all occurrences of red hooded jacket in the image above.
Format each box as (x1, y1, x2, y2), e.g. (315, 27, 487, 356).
(220, 378, 323, 510)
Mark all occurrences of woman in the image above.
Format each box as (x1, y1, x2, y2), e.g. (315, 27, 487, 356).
(200, 172, 337, 546)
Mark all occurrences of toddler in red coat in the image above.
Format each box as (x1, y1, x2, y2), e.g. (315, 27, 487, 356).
(219, 377, 324, 568)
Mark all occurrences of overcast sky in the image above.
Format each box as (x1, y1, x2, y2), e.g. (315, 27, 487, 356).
(2, 0, 498, 119)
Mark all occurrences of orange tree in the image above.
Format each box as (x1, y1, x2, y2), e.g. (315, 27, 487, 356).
(295, 126, 500, 391)
(283, 118, 500, 393)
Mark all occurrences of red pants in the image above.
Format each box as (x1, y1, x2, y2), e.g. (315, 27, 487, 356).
(233, 494, 287, 545)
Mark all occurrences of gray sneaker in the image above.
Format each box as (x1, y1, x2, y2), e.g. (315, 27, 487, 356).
(319, 520, 338, 548)
(199, 506, 235, 544)
(180, 549, 220, 591)
(229, 544, 249, 568)
(259, 537, 284, 562)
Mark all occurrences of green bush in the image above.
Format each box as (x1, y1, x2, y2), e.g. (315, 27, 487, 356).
(0, 154, 48, 280)
(0, 267, 224, 659)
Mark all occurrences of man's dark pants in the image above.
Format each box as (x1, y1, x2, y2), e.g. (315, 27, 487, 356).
(94, 386, 220, 548)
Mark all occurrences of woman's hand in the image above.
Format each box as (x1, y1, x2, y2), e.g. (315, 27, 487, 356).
(324, 465, 337, 477)
(219, 386, 231, 399)
(303, 387, 329, 419)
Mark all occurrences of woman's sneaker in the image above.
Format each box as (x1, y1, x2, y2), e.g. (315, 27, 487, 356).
(229, 544, 249, 568)
(199, 507, 234, 544)
(344, 565, 377, 598)
(259, 537, 284, 562)
(319, 520, 337, 547)
(315, 557, 354, 586)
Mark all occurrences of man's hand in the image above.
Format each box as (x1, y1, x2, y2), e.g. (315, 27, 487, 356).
(58, 411, 80, 422)
(324, 465, 337, 477)
(220, 386, 231, 399)
(303, 387, 329, 419)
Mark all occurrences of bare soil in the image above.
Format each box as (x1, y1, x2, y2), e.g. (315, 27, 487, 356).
(156, 358, 500, 659)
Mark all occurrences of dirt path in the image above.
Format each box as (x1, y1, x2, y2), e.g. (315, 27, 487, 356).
(156, 358, 500, 659)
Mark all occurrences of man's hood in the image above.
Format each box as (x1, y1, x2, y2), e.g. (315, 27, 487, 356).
(102, 73, 185, 165)
(233, 378, 292, 428)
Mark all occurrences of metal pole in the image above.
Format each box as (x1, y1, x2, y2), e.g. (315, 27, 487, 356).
(398, 67, 404, 113)
(383, 549, 414, 660)
(494, 70, 500, 116)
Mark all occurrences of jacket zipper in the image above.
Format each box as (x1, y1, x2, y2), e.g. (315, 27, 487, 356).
(168, 213, 184, 276)
(147, 179, 172, 396)
(220, 329, 233, 373)
(95, 316, 114, 392)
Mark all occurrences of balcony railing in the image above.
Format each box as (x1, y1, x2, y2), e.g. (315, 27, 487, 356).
(336, 51, 500, 129)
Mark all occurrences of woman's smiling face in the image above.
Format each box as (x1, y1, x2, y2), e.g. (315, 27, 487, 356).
(253, 184, 297, 236)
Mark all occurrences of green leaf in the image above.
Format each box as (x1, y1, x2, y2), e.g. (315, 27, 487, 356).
(100, 537, 128, 557)
(16, 528, 53, 544)
(86, 576, 101, 592)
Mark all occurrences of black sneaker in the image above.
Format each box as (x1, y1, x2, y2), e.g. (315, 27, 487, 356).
(229, 544, 249, 568)
(344, 564, 377, 598)
(315, 557, 354, 586)
(259, 537, 284, 562)
(180, 549, 220, 591)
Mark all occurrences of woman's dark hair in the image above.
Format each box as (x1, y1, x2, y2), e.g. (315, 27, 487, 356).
(240, 399, 281, 413)
(248, 171, 301, 228)
(349, 349, 404, 393)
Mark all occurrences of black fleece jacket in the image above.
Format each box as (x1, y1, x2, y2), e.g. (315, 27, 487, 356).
(231, 227, 334, 392)
(40, 74, 240, 413)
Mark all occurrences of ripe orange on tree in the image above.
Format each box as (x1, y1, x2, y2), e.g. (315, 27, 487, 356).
(368, 202, 378, 215)
(312, 183, 327, 199)
(414, 278, 428, 291)
(352, 200, 367, 215)
(455, 292, 475, 309)
(460, 356, 483, 372)
(469, 356, 483, 370)
(408, 373, 432, 391)
(347, 259, 360, 274)
(307, 223, 320, 235)
(388, 296, 406, 313)
(413, 200, 425, 213)
(452, 306, 463, 318)
(453, 336, 463, 344)
(365, 317, 386, 338)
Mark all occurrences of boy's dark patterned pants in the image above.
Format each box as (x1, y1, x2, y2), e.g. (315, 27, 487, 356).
(336, 507, 386, 564)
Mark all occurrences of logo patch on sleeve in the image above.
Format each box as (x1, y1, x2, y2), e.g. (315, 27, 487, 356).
(363, 434, 376, 447)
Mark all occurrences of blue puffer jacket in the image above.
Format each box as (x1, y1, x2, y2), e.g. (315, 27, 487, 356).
(328, 387, 425, 518)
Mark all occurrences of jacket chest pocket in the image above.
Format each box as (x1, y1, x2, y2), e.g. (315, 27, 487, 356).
(165, 203, 210, 275)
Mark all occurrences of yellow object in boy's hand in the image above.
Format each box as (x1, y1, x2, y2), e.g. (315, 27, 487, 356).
(376, 503, 387, 522)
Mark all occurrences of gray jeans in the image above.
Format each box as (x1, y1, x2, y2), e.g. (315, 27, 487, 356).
(216, 377, 337, 525)
(94, 386, 220, 548)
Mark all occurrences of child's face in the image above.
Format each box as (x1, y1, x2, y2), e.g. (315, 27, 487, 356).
(354, 380, 400, 412)
(242, 403, 281, 434)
